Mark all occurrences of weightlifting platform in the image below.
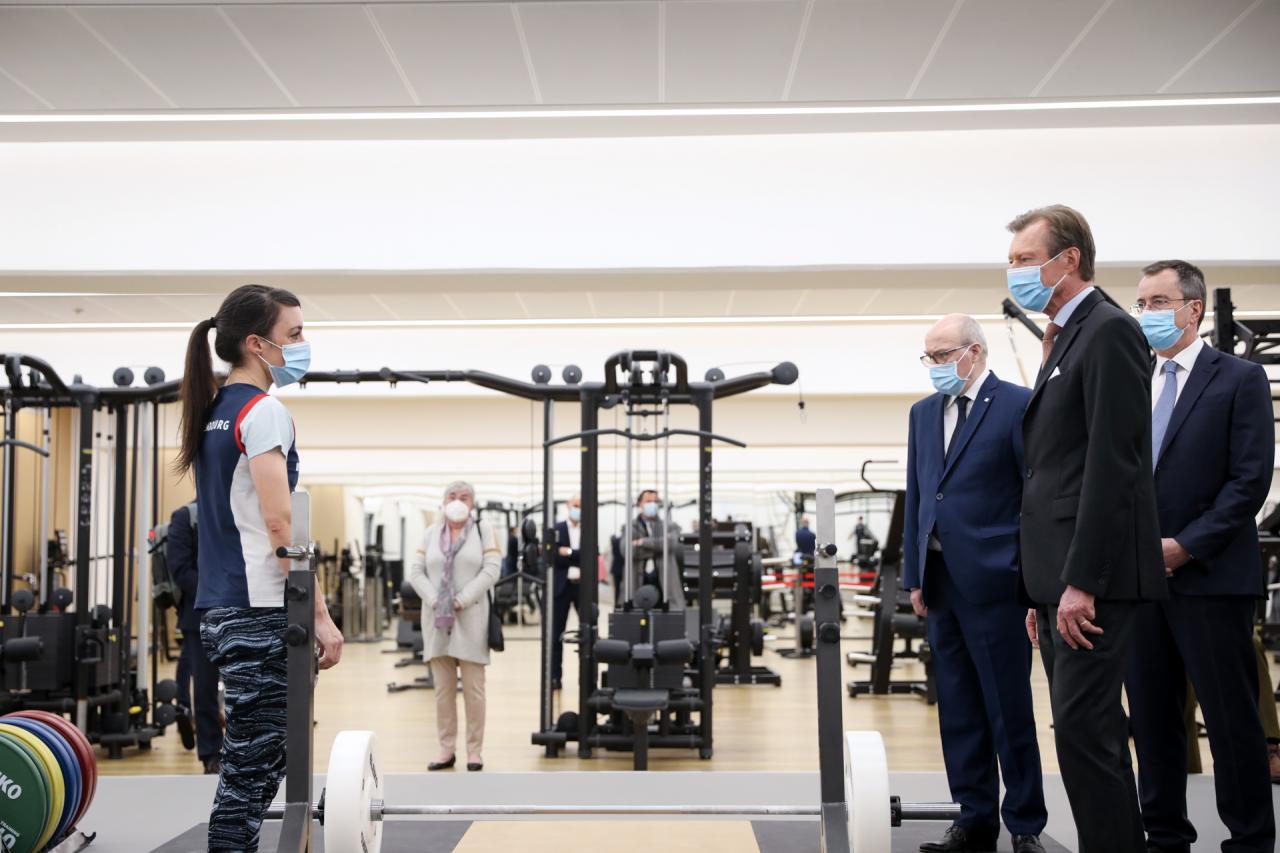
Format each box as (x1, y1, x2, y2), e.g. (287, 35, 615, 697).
(154, 818, 1073, 852)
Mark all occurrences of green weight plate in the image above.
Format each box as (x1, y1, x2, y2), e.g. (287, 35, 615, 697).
(0, 731, 50, 853)
(0, 724, 60, 851)
(4, 716, 79, 844)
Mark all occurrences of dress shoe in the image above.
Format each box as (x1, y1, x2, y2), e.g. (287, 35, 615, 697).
(1268, 742, 1280, 784)
(467, 761, 483, 771)
(1012, 835, 1045, 853)
(202, 757, 221, 775)
(428, 755, 456, 771)
(919, 825, 997, 852)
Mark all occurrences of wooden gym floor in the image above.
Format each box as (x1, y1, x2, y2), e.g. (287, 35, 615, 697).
(96, 607, 1274, 777)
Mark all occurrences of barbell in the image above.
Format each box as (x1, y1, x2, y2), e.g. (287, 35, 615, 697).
(265, 728, 959, 853)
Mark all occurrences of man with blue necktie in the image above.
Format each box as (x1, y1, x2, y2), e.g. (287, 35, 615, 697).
(1125, 260, 1275, 853)
(903, 314, 1047, 853)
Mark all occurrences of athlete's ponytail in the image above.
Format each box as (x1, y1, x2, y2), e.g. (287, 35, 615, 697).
(175, 284, 301, 475)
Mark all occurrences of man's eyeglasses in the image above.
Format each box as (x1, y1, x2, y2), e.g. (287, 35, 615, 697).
(1130, 297, 1191, 315)
(919, 344, 973, 366)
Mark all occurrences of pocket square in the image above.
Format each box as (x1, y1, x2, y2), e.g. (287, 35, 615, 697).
(1048, 366, 1062, 380)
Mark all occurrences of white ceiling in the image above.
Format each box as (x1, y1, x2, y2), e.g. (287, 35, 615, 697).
(0, 0, 1276, 114)
(2, 266, 1277, 324)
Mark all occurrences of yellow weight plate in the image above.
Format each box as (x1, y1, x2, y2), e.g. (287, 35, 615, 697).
(0, 723, 63, 851)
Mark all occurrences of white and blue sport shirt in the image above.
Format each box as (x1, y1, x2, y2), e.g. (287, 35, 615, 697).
(194, 383, 299, 610)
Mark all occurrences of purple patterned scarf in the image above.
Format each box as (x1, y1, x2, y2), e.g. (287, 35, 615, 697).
(435, 520, 472, 631)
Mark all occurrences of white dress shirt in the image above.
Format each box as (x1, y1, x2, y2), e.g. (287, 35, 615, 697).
(943, 368, 990, 454)
(1052, 285, 1096, 328)
(1152, 336, 1204, 410)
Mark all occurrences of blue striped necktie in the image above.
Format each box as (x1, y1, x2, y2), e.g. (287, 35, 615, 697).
(1151, 360, 1180, 470)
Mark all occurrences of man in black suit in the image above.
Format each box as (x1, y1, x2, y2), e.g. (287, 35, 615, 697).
(794, 516, 816, 559)
(167, 502, 223, 774)
(1125, 260, 1275, 853)
(551, 495, 583, 690)
(1008, 205, 1165, 853)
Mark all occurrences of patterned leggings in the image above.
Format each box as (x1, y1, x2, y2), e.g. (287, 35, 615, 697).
(200, 607, 288, 853)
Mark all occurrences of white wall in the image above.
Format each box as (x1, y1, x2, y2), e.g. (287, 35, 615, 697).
(2, 124, 1278, 271)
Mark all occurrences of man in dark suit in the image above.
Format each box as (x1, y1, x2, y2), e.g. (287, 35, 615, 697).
(1124, 260, 1275, 853)
(795, 516, 816, 559)
(551, 495, 583, 690)
(624, 489, 681, 605)
(1008, 205, 1166, 853)
(167, 502, 223, 774)
(904, 314, 1046, 853)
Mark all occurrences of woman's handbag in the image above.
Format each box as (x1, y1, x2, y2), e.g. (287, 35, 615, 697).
(487, 590, 505, 652)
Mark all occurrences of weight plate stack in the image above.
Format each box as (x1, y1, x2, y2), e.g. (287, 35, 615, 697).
(3, 717, 79, 844)
(6, 710, 98, 839)
(0, 723, 62, 851)
(324, 730, 384, 853)
(0, 729, 50, 853)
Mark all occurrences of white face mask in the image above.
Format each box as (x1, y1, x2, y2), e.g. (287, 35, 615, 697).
(443, 499, 470, 523)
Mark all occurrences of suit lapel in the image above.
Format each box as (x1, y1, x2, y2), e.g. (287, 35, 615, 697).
(1029, 290, 1105, 408)
(941, 372, 999, 481)
(1158, 346, 1219, 459)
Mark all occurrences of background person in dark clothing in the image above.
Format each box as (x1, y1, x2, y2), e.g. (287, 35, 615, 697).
(1124, 260, 1275, 853)
(551, 495, 583, 689)
(794, 516, 816, 558)
(167, 502, 224, 775)
(1010, 205, 1165, 853)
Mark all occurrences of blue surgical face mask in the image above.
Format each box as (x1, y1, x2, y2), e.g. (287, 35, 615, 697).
(928, 353, 975, 396)
(642, 501, 659, 519)
(1006, 250, 1068, 313)
(568, 506, 582, 522)
(258, 338, 311, 388)
(1140, 303, 1192, 351)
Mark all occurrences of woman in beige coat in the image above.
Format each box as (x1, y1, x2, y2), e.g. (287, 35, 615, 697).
(407, 480, 501, 771)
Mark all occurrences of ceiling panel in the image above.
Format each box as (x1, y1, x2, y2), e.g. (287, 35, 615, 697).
(662, 288, 733, 316)
(0, 70, 47, 111)
(440, 290, 527, 320)
(519, 290, 596, 318)
(665, 0, 806, 103)
(222, 4, 411, 107)
(723, 288, 806, 316)
(861, 287, 959, 314)
(369, 292, 463, 320)
(370, 4, 536, 106)
(1167, 0, 1280, 94)
(788, 0, 957, 101)
(519, 1, 658, 104)
(303, 293, 397, 322)
(1, 298, 62, 323)
(797, 288, 886, 314)
(912, 0, 1109, 100)
(0, 8, 169, 109)
(74, 6, 289, 109)
(587, 290, 645, 317)
(1038, 0, 1258, 97)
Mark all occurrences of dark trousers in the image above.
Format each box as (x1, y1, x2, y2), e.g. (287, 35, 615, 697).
(1036, 602, 1145, 853)
(1125, 595, 1275, 853)
(551, 582, 580, 683)
(925, 552, 1047, 837)
(178, 627, 224, 762)
(201, 607, 288, 853)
